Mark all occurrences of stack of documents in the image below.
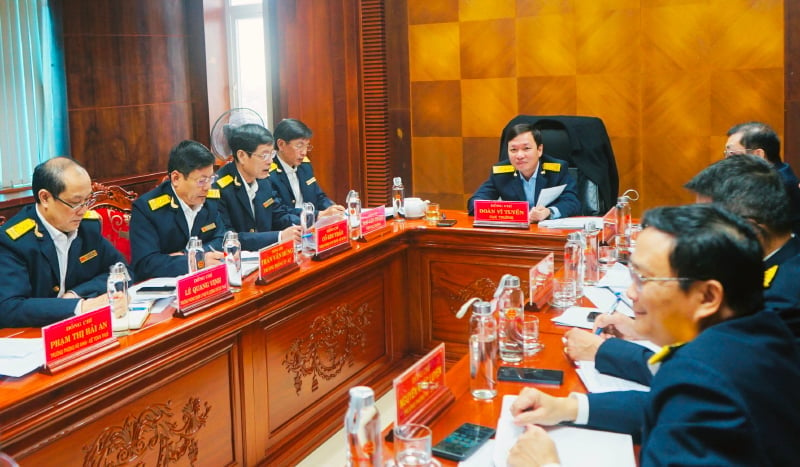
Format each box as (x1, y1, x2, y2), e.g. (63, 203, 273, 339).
(0, 338, 44, 377)
(575, 361, 650, 393)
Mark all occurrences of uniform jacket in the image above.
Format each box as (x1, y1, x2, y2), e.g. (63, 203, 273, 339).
(268, 157, 335, 216)
(0, 204, 127, 327)
(130, 181, 225, 281)
(210, 162, 299, 251)
(467, 154, 580, 218)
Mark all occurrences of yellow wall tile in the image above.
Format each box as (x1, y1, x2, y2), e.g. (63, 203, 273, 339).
(411, 137, 464, 194)
(409, 23, 461, 81)
(517, 15, 577, 76)
(460, 19, 516, 78)
(461, 78, 518, 137)
(459, 0, 516, 21)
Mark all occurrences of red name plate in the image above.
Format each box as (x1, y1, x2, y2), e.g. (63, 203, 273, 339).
(316, 218, 349, 253)
(258, 239, 298, 283)
(529, 252, 555, 309)
(473, 200, 529, 228)
(176, 263, 231, 316)
(43, 306, 115, 371)
(394, 343, 446, 426)
(602, 205, 618, 245)
(360, 206, 387, 237)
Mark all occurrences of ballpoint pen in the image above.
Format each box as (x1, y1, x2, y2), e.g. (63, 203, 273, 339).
(595, 288, 623, 335)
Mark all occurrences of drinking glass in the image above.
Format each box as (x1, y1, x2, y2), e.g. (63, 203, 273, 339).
(521, 315, 542, 356)
(393, 423, 432, 467)
(550, 278, 577, 308)
(425, 203, 440, 226)
(598, 245, 618, 274)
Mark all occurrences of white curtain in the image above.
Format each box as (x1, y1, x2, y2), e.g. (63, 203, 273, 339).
(0, 0, 68, 188)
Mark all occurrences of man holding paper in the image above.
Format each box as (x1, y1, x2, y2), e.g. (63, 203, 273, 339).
(507, 204, 800, 466)
(467, 123, 580, 223)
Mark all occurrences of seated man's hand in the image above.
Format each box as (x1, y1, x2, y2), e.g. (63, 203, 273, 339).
(281, 225, 302, 243)
(204, 250, 224, 267)
(594, 313, 641, 340)
(508, 424, 560, 467)
(563, 328, 603, 361)
(319, 204, 345, 218)
(80, 295, 109, 314)
(528, 206, 551, 223)
(511, 387, 578, 426)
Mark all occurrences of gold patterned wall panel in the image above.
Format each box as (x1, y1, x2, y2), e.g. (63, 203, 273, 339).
(409, 23, 461, 81)
(407, 0, 784, 212)
(408, 0, 458, 24)
(412, 137, 464, 199)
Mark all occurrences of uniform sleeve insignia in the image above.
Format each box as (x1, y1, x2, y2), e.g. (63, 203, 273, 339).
(206, 189, 220, 199)
(82, 210, 101, 220)
(79, 250, 98, 263)
(302, 156, 311, 163)
(263, 198, 274, 208)
(5, 218, 36, 240)
(306, 177, 317, 186)
(269, 162, 279, 172)
(200, 222, 216, 233)
(493, 165, 515, 174)
(647, 342, 686, 365)
(148, 194, 172, 211)
(217, 174, 234, 188)
(542, 162, 562, 172)
(764, 264, 778, 288)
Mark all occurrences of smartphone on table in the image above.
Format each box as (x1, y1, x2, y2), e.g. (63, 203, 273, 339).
(431, 422, 495, 461)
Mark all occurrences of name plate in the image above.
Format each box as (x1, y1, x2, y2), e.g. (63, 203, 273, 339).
(175, 263, 233, 317)
(602, 205, 618, 245)
(528, 253, 555, 309)
(359, 206, 388, 239)
(473, 200, 530, 229)
(393, 343, 450, 426)
(43, 306, 118, 373)
(314, 218, 351, 260)
(257, 239, 299, 284)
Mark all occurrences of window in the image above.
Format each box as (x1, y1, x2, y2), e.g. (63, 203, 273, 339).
(226, 0, 272, 126)
(0, 1, 68, 188)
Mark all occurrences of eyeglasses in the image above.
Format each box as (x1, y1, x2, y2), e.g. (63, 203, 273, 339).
(54, 193, 96, 211)
(629, 265, 694, 291)
(723, 148, 749, 158)
(191, 175, 217, 187)
(292, 142, 313, 152)
(248, 150, 275, 161)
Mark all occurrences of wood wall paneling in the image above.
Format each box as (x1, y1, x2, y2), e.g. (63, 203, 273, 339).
(786, 0, 800, 168)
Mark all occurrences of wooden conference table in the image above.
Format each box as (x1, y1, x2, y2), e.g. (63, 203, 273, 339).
(0, 211, 574, 466)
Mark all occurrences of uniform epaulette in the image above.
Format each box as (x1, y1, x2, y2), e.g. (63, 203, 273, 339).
(542, 162, 562, 172)
(493, 164, 515, 174)
(302, 156, 311, 163)
(206, 189, 220, 199)
(217, 174, 234, 188)
(148, 194, 172, 211)
(764, 264, 778, 288)
(4, 218, 36, 240)
(269, 162, 280, 172)
(82, 210, 101, 220)
(647, 342, 686, 365)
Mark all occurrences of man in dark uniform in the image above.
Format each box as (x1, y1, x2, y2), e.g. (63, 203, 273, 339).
(467, 123, 580, 222)
(267, 118, 344, 218)
(725, 121, 800, 232)
(507, 205, 800, 466)
(130, 140, 225, 281)
(211, 123, 301, 251)
(0, 157, 126, 327)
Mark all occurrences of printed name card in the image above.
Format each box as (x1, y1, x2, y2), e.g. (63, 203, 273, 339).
(359, 206, 387, 238)
(528, 253, 555, 309)
(43, 306, 118, 373)
(175, 263, 233, 317)
(473, 200, 530, 229)
(314, 218, 351, 260)
(393, 343, 451, 426)
(257, 239, 299, 284)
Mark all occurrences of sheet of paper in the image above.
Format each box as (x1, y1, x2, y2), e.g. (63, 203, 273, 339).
(0, 338, 44, 377)
(535, 184, 566, 208)
(575, 361, 651, 393)
(492, 395, 636, 467)
(551, 306, 599, 329)
(596, 263, 632, 290)
(538, 216, 604, 230)
(129, 277, 177, 300)
(583, 286, 634, 317)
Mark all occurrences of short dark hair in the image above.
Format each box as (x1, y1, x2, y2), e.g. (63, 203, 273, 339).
(31, 157, 88, 204)
(273, 118, 312, 144)
(727, 121, 782, 164)
(504, 123, 543, 147)
(642, 204, 764, 321)
(225, 124, 274, 163)
(684, 154, 792, 236)
(167, 140, 215, 176)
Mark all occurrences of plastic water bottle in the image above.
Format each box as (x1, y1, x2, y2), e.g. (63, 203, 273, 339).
(615, 195, 632, 264)
(470, 300, 497, 400)
(583, 222, 600, 285)
(300, 202, 316, 257)
(344, 386, 381, 467)
(186, 236, 205, 273)
(498, 276, 524, 363)
(223, 231, 242, 292)
(565, 231, 585, 298)
(107, 262, 130, 335)
(346, 189, 362, 240)
(392, 177, 404, 222)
